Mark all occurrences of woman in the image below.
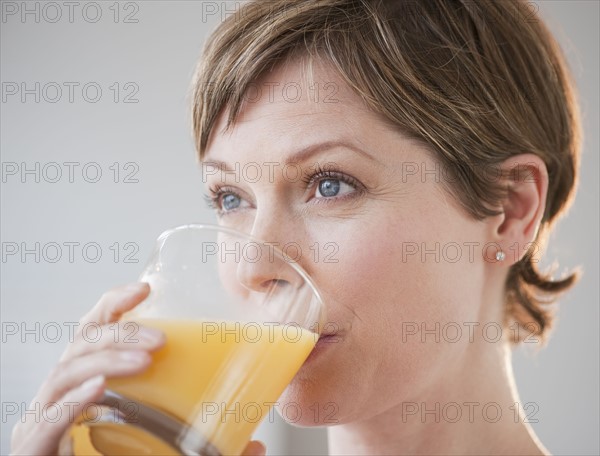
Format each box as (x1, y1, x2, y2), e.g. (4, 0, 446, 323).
(12, 0, 581, 454)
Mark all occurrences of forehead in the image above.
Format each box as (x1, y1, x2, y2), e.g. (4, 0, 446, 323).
(204, 57, 396, 162)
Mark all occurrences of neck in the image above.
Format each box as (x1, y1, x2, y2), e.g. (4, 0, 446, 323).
(327, 338, 548, 455)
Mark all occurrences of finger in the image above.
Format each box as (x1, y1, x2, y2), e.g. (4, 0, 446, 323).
(34, 349, 152, 406)
(60, 321, 165, 362)
(242, 440, 267, 456)
(12, 375, 106, 456)
(77, 282, 150, 329)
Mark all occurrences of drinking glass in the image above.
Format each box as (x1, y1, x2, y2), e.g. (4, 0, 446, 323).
(59, 224, 325, 455)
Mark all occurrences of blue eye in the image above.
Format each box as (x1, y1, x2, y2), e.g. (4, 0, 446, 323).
(204, 168, 362, 215)
(318, 179, 340, 197)
(204, 186, 250, 215)
(315, 178, 355, 199)
(304, 165, 361, 201)
(222, 193, 241, 211)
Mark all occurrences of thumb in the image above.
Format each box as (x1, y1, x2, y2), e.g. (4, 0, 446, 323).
(241, 440, 267, 456)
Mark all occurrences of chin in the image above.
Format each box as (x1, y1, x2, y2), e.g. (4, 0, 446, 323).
(275, 367, 350, 427)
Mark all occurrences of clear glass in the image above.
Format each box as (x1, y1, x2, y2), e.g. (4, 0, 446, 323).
(59, 224, 325, 456)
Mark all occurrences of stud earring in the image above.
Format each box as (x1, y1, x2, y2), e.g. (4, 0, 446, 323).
(496, 250, 506, 261)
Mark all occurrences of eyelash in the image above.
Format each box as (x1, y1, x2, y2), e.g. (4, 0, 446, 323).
(203, 185, 241, 216)
(203, 164, 363, 215)
(301, 164, 363, 203)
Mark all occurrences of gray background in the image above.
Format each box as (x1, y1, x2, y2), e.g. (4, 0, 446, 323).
(1, 1, 598, 454)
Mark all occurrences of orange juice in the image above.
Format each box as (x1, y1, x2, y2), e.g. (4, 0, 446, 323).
(68, 318, 317, 455)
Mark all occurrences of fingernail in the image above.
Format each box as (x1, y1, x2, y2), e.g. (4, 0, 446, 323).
(124, 282, 147, 293)
(137, 327, 164, 344)
(119, 350, 149, 363)
(80, 375, 104, 392)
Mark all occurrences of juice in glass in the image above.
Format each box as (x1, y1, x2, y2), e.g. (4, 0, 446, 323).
(68, 317, 317, 455)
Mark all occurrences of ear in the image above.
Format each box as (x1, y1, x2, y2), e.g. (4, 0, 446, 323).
(489, 154, 548, 265)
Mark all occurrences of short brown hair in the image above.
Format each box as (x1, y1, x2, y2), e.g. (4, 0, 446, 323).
(191, 0, 582, 343)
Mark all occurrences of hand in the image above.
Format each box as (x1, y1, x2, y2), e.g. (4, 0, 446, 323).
(11, 282, 164, 455)
(242, 440, 267, 456)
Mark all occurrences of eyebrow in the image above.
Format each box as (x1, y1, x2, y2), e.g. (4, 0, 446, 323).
(202, 139, 378, 172)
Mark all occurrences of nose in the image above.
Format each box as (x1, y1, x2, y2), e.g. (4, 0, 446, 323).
(234, 206, 307, 292)
(235, 240, 305, 293)
(233, 239, 321, 326)
(216, 213, 323, 326)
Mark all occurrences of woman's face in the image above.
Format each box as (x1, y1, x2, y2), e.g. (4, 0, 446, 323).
(203, 58, 495, 425)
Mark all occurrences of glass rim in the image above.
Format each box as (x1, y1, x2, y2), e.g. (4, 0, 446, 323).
(152, 223, 324, 311)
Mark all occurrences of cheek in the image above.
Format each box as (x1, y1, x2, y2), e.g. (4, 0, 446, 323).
(317, 215, 484, 328)
(281, 213, 487, 422)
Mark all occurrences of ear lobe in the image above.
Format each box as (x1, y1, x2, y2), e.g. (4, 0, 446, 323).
(495, 154, 548, 262)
